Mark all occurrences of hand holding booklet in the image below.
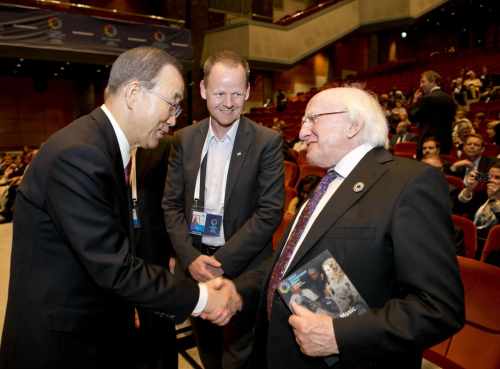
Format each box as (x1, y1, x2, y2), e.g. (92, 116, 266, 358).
(278, 250, 369, 318)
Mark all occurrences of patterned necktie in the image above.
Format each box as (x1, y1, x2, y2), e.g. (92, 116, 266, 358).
(266, 169, 338, 319)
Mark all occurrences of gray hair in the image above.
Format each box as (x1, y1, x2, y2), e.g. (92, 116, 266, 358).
(334, 87, 388, 147)
(106, 46, 182, 95)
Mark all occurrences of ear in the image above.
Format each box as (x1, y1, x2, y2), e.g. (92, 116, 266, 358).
(200, 80, 207, 100)
(244, 83, 250, 101)
(346, 118, 363, 139)
(124, 80, 142, 110)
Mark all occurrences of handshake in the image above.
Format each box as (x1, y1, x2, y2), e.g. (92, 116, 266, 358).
(199, 277, 242, 326)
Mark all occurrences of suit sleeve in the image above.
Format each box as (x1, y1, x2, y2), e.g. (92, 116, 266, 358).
(333, 166, 464, 362)
(214, 133, 285, 277)
(162, 132, 202, 269)
(45, 145, 198, 322)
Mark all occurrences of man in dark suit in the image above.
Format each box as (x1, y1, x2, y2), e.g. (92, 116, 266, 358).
(388, 121, 417, 148)
(0, 47, 238, 369)
(410, 70, 456, 158)
(445, 133, 493, 179)
(131, 139, 179, 369)
(163, 50, 284, 369)
(235, 87, 464, 369)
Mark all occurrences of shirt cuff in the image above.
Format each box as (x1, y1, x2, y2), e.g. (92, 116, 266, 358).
(192, 283, 208, 316)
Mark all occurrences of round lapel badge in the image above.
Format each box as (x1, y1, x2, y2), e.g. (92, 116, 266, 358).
(353, 182, 365, 193)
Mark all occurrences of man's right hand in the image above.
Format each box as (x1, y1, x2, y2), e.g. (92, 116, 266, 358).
(464, 169, 480, 190)
(189, 255, 224, 282)
(201, 277, 242, 326)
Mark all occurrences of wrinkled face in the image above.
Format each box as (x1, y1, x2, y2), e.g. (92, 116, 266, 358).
(463, 137, 484, 158)
(133, 65, 184, 149)
(422, 140, 439, 157)
(299, 94, 355, 168)
(487, 168, 500, 198)
(200, 62, 249, 130)
(420, 75, 434, 95)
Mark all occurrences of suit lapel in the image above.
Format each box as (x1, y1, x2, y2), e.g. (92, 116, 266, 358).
(286, 148, 392, 273)
(225, 118, 252, 204)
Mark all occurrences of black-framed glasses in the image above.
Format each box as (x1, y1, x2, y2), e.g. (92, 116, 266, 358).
(301, 111, 347, 126)
(142, 87, 182, 118)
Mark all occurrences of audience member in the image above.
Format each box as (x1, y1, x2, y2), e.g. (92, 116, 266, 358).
(463, 70, 482, 101)
(453, 162, 500, 254)
(447, 133, 493, 179)
(389, 121, 417, 148)
(410, 70, 456, 158)
(452, 118, 475, 150)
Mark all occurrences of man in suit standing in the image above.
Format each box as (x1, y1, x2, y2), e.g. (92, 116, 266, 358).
(235, 87, 464, 369)
(130, 138, 179, 369)
(163, 50, 284, 369)
(1, 47, 239, 369)
(411, 70, 456, 158)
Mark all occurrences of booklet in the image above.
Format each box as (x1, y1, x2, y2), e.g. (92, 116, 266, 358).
(278, 249, 369, 318)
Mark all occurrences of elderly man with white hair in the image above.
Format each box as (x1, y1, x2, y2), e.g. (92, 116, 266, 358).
(234, 87, 464, 369)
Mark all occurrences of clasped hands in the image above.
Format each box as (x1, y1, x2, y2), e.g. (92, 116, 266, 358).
(190, 255, 242, 326)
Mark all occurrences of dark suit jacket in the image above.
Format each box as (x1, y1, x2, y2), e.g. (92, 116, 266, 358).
(236, 148, 464, 369)
(163, 117, 284, 278)
(134, 139, 174, 265)
(410, 88, 456, 156)
(389, 132, 417, 148)
(0, 108, 198, 369)
(444, 156, 494, 179)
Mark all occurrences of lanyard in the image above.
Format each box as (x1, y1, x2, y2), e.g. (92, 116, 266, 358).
(129, 147, 140, 228)
(193, 136, 232, 209)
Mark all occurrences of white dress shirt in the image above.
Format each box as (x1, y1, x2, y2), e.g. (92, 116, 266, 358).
(283, 143, 375, 273)
(199, 118, 240, 246)
(100, 105, 207, 315)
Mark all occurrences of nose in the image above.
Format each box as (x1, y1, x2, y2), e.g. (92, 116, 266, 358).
(299, 121, 312, 141)
(223, 94, 233, 108)
(167, 113, 176, 128)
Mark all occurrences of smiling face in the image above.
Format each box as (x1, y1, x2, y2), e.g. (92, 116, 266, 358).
(200, 62, 249, 132)
(299, 93, 358, 168)
(133, 64, 184, 149)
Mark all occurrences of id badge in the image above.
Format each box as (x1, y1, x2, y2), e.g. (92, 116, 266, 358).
(132, 200, 141, 229)
(190, 209, 206, 235)
(204, 213, 222, 236)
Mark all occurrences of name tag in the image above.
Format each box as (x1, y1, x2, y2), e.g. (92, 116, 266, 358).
(204, 213, 222, 236)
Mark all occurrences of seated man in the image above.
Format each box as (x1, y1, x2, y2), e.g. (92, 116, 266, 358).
(446, 133, 493, 179)
(453, 162, 500, 255)
(420, 136, 443, 169)
(389, 121, 417, 148)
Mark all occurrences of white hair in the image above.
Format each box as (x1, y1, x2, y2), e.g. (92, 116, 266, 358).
(330, 87, 389, 147)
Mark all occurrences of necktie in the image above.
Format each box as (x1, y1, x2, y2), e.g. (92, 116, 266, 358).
(266, 169, 338, 319)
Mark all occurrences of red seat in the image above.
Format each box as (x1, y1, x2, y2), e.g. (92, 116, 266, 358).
(393, 142, 417, 159)
(272, 212, 294, 250)
(452, 214, 477, 258)
(284, 161, 299, 188)
(445, 175, 464, 191)
(424, 256, 500, 369)
(483, 143, 499, 158)
(284, 186, 298, 213)
(480, 225, 500, 264)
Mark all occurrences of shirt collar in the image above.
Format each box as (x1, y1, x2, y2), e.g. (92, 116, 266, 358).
(207, 117, 240, 144)
(430, 86, 441, 93)
(333, 143, 375, 178)
(101, 104, 130, 168)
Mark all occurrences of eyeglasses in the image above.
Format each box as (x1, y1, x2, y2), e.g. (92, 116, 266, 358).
(301, 111, 347, 126)
(143, 88, 182, 118)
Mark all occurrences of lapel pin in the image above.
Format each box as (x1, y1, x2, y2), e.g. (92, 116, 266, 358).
(353, 182, 365, 193)
(236, 152, 242, 156)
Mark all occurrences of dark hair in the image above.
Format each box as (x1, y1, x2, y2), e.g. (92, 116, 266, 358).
(106, 46, 182, 95)
(422, 70, 442, 86)
(423, 136, 440, 149)
(203, 50, 250, 86)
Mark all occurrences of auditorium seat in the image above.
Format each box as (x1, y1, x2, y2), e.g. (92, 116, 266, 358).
(272, 212, 294, 250)
(424, 256, 500, 369)
(284, 160, 299, 188)
(480, 225, 500, 264)
(393, 142, 417, 159)
(445, 175, 464, 192)
(451, 214, 477, 258)
(296, 165, 326, 189)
